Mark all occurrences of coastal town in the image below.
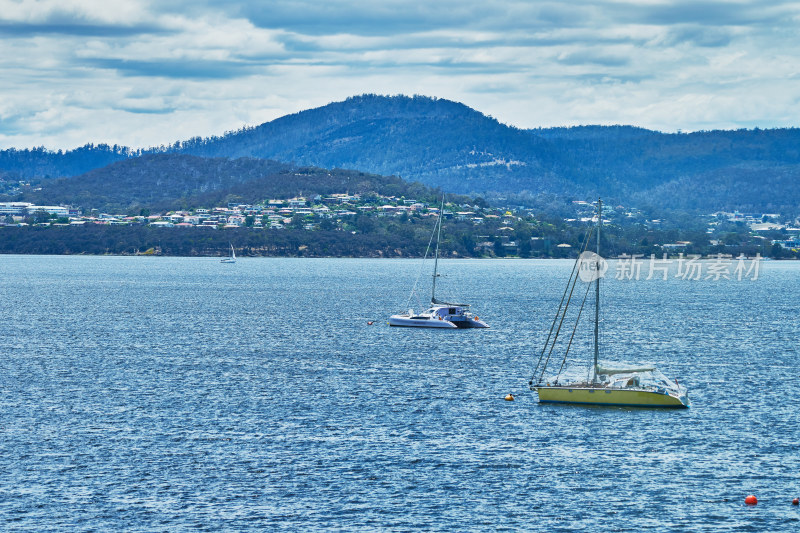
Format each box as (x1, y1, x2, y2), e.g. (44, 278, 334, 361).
(1, 195, 798, 258)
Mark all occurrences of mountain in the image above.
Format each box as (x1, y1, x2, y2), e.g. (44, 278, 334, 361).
(0, 144, 130, 181)
(173, 94, 566, 197)
(532, 125, 800, 212)
(170, 95, 800, 212)
(14, 153, 443, 213)
(2, 94, 800, 213)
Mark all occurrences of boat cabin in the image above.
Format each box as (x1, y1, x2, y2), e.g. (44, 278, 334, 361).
(428, 306, 466, 318)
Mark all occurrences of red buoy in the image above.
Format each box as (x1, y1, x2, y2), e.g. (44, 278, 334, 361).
(792, 497, 799, 506)
(745, 495, 757, 505)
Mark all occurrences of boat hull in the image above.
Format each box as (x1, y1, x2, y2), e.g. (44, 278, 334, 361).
(388, 316, 458, 328)
(534, 386, 689, 408)
(450, 317, 489, 328)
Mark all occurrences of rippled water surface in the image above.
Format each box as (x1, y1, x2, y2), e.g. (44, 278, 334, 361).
(1, 256, 799, 531)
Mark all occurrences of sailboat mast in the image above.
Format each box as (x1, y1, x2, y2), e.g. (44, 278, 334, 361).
(431, 196, 444, 303)
(593, 198, 601, 383)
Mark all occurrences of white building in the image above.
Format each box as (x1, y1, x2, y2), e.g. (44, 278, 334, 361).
(27, 205, 70, 217)
(0, 202, 33, 215)
(0, 202, 67, 216)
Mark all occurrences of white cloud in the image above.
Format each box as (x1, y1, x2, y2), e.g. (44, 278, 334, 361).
(0, 0, 152, 24)
(2, 0, 800, 149)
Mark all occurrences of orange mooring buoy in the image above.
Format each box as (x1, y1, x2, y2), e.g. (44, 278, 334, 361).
(745, 495, 758, 505)
(505, 393, 514, 401)
(792, 497, 799, 506)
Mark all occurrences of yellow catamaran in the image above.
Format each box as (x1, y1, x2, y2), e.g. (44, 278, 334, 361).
(530, 199, 689, 408)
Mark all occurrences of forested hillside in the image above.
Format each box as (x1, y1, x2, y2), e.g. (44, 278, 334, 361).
(172, 94, 564, 197)
(12, 153, 442, 214)
(535, 126, 800, 212)
(2, 94, 800, 213)
(0, 144, 130, 180)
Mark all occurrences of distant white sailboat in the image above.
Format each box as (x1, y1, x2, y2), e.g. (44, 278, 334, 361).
(221, 243, 236, 263)
(389, 197, 488, 329)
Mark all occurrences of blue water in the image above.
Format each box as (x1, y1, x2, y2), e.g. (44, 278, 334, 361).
(1, 256, 798, 531)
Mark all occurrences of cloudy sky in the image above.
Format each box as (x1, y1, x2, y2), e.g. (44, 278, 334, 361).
(2, 0, 800, 150)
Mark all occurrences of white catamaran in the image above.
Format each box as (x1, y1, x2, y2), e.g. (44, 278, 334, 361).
(530, 199, 689, 408)
(389, 198, 488, 329)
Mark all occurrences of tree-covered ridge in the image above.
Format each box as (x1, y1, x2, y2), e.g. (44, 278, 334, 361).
(2, 94, 800, 213)
(0, 144, 130, 181)
(533, 126, 800, 211)
(173, 94, 557, 194)
(6, 153, 444, 214)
